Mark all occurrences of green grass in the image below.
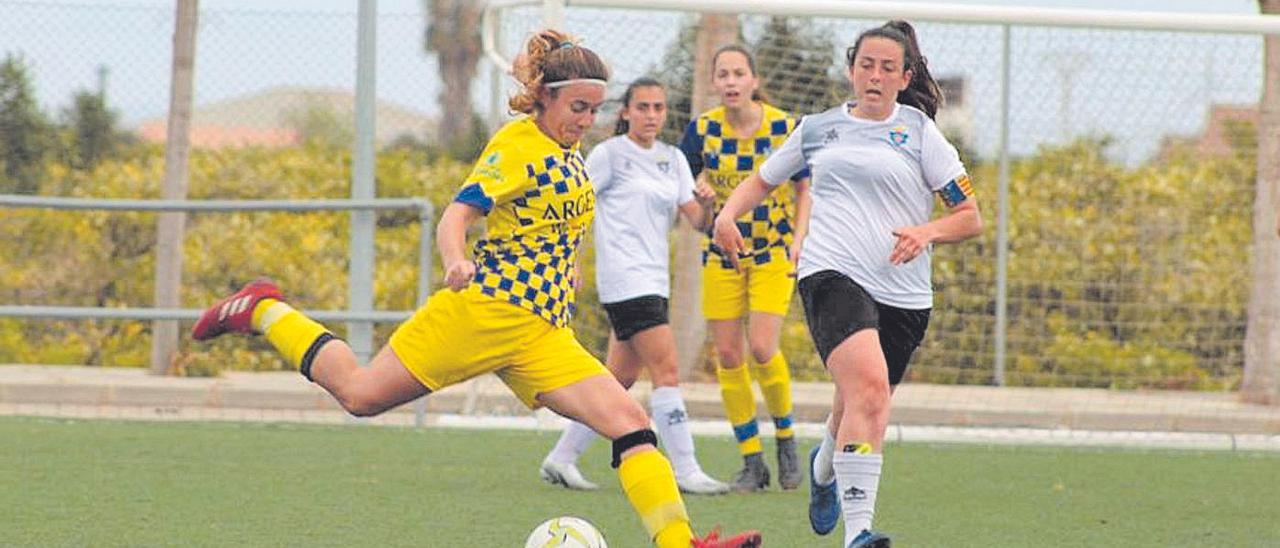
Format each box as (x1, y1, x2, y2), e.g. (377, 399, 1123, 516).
(1, 416, 1278, 547)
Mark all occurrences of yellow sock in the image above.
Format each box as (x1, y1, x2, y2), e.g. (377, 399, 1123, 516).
(617, 449, 692, 547)
(751, 352, 794, 439)
(252, 299, 331, 370)
(717, 364, 761, 456)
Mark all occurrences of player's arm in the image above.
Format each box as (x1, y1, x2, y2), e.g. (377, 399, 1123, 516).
(715, 120, 808, 272)
(678, 191, 714, 232)
(678, 164, 716, 232)
(889, 176, 983, 265)
(891, 120, 984, 265)
(437, 202, 484, 291)
(711, 172, 773, 272)
(789, 177, 812, 266)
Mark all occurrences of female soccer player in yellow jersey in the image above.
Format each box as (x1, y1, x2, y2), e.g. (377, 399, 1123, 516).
(190, 29, 759, 548)
(678, 44, 811, 493)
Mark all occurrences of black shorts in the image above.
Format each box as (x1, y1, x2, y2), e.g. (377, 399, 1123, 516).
(602, 295, 669, 341)
(798, 270, 930, 386)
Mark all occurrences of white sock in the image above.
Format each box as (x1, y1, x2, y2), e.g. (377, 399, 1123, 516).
(815, 426, 836, 485)
(650, 386, 700, 479)
(834, 451, 882, 546)
(546, 419, 597, 465)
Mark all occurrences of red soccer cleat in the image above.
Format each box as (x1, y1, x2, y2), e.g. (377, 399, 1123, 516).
(191, 278, 284, 341)
(691, 527, 762, 548)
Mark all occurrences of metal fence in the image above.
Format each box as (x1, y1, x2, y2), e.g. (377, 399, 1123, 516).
(1, 0, 1277, 401)
(486, 0, 1280, 392)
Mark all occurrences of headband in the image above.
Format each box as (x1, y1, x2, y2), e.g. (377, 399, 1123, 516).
(544, 78, 607, 89)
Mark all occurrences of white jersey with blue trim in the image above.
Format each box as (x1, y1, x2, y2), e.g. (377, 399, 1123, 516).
(759, 102, 966, 309)
(587, 135, 696, 304)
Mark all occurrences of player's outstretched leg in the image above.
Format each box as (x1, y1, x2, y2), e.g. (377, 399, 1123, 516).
(691, 527, 763, 548)
(191, 278, 283, 341)
(191, 277, 331, 381)
(192, 277, 427, 417)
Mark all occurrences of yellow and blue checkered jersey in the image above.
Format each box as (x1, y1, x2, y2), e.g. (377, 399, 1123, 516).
(678, 103, 809, 267)
(452, 116, 594, 328)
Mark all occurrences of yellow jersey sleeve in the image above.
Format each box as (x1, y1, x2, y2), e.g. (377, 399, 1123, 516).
(454, 127, 535, 214)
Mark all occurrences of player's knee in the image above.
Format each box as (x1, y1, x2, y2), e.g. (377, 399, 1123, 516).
(715, 347, 743, 368)
(842, 379, 890, 418)
(617, 400, 650, 429)
(748, 344, 777, 365)
(610, 428, 658, 468)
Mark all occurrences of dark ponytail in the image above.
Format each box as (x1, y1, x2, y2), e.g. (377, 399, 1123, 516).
(846, 20, 942, 119)
(613, 77, 664, 135)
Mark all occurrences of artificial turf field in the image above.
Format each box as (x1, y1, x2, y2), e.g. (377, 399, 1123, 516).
(2, 416, 1277, 547)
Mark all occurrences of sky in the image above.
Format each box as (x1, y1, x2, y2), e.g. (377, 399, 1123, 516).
(0, 0, 1269, 161)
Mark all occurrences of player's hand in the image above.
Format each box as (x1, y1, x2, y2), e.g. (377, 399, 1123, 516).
(694, 181, 716, 208)
(444, 259, 476, 291)
(788, 233, 805, 275)
(712, 213, 746, 273)
(890, 226, 930, 265)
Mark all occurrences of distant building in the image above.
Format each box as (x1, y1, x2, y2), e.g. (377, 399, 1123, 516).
(136, 86, 437, 148)
(1158, 104, 1259, 159)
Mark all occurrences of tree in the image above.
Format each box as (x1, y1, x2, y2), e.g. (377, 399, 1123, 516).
(0, 54, 53, 194)
(61, 87, 121, 170)
(1242, 0, 1279, 404)
(654, 16, 843, 140)
(750, 16, 843, 118)
(424, 0, 484, 159)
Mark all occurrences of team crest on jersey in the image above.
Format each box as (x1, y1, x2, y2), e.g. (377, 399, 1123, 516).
(823, 128, 840, 145)
(889, 125, 909, 147)
(657, 160, 671, 173)
(476, 151, 503, 181)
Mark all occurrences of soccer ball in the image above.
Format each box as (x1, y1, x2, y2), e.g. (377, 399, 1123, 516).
(524, 516, 608, 548)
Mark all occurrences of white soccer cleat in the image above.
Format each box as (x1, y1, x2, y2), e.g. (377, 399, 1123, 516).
(677, 470, 731, 495)
(540, 459, 600, 491)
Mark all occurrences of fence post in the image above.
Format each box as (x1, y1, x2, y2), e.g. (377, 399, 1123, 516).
(151, 0, 199, 375)
(349, 0, 377, 367)
(414, 201, 434, 427)
(994, 23, 1011, 387)
(672, 13, 738, 381)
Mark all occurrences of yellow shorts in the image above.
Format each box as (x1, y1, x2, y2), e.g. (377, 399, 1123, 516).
(389, 286, 608, 409)
(702, 249, 795, 320)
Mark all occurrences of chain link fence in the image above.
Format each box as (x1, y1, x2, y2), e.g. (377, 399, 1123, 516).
(1, 1, 1275, 399)
(492, 3, 1271, 391)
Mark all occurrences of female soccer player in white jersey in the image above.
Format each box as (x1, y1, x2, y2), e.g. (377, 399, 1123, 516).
(712, 21, 983, 548)
(539, 78, 730, 496)
(190, 29, 759, 548)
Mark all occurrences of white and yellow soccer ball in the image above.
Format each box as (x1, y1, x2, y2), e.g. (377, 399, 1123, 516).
(524, 516, 608, 548)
